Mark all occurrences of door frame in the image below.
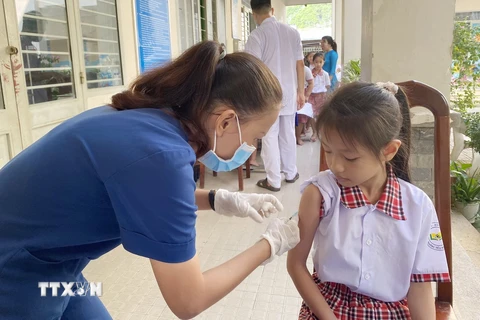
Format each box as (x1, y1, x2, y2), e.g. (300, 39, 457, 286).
(71, 0, 133, 111)
(3, 0, 134, 146)
(0, 0, 23, 164)
(3, 0, 88, 146)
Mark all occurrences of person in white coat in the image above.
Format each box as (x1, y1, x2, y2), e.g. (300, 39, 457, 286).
(245, 0, 305, 192)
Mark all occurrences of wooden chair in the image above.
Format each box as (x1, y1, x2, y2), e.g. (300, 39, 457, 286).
(319, 80, 454, 319)
(197, 158, 251, 191)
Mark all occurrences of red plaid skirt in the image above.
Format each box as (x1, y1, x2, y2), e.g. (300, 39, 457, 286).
(299, 273, 411, 320)
(308, 92, 327, 117)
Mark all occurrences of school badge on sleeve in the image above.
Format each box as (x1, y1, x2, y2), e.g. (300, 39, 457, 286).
(427, 222, 444, 251)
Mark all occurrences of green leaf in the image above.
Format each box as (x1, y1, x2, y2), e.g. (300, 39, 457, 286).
(287, 4, 332, 29)
(342, 59, 361, 83)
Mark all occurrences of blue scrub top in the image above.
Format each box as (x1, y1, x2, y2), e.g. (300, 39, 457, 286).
(0, 106, 198, 318)
(323, 50, 339, 90)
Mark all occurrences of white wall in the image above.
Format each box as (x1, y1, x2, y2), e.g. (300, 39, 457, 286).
(342, 0, 361, 64)
(333, 0, 342, 64)
(168, 0, 181, 58)
(361, 0, 456, 98)
(272, 0, 287, 23)
(456, 0, 480, 12)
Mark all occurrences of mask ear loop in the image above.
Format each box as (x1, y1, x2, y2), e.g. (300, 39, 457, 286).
(235, 115, 243, 146)
(213, 130, 217, 152)
(214, 115, 241, 153)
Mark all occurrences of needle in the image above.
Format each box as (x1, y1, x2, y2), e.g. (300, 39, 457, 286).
(288, 211, 298, 221)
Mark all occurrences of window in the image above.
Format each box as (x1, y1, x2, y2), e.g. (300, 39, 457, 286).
(16, 0, 75, 105)
(212, 0, 218, 41)
(200, 0, 207, 41)
(193, 0, 200, 43)
(178, 0, 201, 52)
(79, 0, 123, 89)
(212, 0, 226, 44)
(240, 6, 252, 50)
(456, 11, 480, 22)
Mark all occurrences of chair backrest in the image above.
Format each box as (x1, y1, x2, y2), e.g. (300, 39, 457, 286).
(319, 80, 453, 304)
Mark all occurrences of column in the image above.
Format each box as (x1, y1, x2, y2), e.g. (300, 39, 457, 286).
(342, 0, 362, 65)
(333, 0, 343, 65)
(361, 0, 456, 98)
(272, 0, 286, 23)
(360, 0, 456, 203)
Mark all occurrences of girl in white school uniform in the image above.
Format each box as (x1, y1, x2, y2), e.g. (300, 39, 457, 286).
(287, 82, 450, 320)
(305, 52, 315, 70)
(308, 53, 330, 142)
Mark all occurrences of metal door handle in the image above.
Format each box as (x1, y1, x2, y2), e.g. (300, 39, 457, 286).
(6, 46, 18, 55)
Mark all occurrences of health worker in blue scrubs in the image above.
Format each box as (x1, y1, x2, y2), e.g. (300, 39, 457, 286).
(321, 36, 339, 91)
(0, 41, 300, 319)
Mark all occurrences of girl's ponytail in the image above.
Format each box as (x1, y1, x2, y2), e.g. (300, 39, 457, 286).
(322, 36, 337, 52)
(391, 87, 412, 182)
(332, 40, 338, 52)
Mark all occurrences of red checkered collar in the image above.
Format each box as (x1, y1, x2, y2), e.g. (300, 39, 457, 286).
(337, 166, 406, 220)
(312, 68, 324, 78)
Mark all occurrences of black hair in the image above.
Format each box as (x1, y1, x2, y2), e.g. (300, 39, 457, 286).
(322, 36, 337, 52)
(312, 52, 324, 62)
(304, 52, 315, 66)
(250, 0, 271, 13)
(316, 82, 411, 182)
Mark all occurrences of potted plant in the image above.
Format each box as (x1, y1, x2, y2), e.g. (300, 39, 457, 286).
(342, 59, 361, 84)
(451, 162, 480, 222)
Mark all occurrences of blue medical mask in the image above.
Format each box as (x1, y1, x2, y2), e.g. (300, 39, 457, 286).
(198, 116, 256, 172)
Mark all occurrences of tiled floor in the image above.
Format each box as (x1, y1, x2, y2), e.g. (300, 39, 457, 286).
(83, 138, 321, 320)
(83, 137, 480, 320)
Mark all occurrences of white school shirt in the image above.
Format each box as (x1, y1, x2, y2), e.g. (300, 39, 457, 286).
(300, 169, 450, 302)
(312, 70, 331, 93)
(304, 66, 313, 89)
(245, 17, 304, 116)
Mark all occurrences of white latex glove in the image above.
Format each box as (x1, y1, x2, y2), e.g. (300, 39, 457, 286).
(214, 189, 284, 223)
(261, 216, 300, 265)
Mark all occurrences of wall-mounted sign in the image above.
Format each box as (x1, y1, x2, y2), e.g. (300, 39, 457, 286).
(136, 0, 172, 72)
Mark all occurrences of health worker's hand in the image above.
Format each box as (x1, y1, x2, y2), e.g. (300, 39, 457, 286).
(297, 92, 306, 110)
(261, 217, 300, 265)
(214, 189, 284, 223)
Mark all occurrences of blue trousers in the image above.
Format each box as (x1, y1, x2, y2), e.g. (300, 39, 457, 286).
(0, 248, 112, 319)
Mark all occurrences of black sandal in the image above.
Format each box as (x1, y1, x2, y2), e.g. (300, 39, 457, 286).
(286, 173, 300, 183)
(256, 178, 281, 192)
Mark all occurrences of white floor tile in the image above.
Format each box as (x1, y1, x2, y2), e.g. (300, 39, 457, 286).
(83, 141, 321, 319)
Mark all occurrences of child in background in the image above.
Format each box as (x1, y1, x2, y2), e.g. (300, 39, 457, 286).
(296, 65, 314, 145)
(335, 65, 342, 87)
(301, 52, 316, 136)
(287, 82, 450, 320)
(305, 52, 315, 70)
(308, 53, 330, 142)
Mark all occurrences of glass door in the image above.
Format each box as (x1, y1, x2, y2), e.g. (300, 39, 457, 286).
(5, 0, 85, 145)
